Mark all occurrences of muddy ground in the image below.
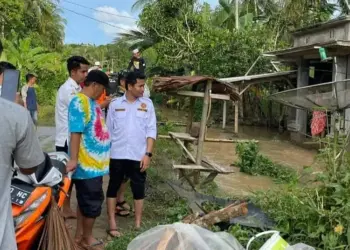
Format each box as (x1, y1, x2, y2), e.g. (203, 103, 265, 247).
(37, 124, 319, 241)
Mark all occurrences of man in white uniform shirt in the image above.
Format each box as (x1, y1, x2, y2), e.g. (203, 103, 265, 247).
(55, 56, 90, 219)
(106, 72, 157, 236)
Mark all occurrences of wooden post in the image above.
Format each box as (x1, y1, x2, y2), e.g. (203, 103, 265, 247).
(195, 80, 212, 184)
(186, 85, 197, 133)
(222, 101, 227, 129)
(234, 101, 239, 134)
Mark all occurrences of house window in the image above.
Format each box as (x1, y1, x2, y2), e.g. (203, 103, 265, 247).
(329, 29, 335, 38)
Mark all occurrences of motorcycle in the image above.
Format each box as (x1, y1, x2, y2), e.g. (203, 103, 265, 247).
(11, 151, 72, 250)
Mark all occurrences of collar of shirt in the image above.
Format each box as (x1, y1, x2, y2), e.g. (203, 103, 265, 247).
(121, 94, 141, 104)
(67, 77, 81, 91)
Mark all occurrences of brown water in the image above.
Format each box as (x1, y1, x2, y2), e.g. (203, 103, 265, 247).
(158, 107, 321, 196)
(203, 125, 320, 197)
(37, 112, 321, 241)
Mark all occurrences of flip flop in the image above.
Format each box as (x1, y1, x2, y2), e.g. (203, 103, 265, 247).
(106, 229, 122, 239)
(80, 239, 104, 250)
(116, 201, 131, 211)
(115, 201, 131, 217)
(116, 209, 130, 217)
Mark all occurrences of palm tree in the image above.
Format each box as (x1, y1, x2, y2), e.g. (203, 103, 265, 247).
(131, 0, 155, 12)
(23, 0, 65, 49)
(117, 29, 158, 51)
(335, 0, 350, 14)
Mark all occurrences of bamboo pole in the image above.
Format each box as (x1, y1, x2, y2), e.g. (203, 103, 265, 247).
(187, 85, 197, 133)
(234, 101, 239, 134)
(222, 101, 227, 129)
(195, 80, 212, 184)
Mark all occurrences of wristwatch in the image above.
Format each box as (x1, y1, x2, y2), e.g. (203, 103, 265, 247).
(145, 152, 153, 157)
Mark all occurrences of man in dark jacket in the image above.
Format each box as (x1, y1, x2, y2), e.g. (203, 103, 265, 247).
(127, 49, 146, 77)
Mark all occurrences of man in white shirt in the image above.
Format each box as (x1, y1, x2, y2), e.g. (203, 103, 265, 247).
(55, 56, 90, 219)
(106, 72, 157, 234)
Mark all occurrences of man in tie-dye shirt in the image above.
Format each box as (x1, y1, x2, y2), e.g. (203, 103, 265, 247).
(66, 70, 110, 249)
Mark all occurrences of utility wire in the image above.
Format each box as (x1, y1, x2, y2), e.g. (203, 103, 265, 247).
(61, 6, 131, 32)
(61, 0, 138, 20)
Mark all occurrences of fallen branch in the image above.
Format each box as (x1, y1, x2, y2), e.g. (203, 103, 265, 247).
(187, 202, 248, 229)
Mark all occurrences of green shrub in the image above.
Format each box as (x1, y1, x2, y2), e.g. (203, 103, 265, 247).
(236, 141, 298, 183)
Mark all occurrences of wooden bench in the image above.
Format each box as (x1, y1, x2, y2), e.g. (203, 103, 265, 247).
(169, 131, 234, 188)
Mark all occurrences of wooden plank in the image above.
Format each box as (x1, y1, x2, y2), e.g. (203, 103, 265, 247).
(157, 121, 186, 126)
(173, 90, 231, 101)
(158, 135, 171, 139)
(204, 138, 259, 143)
(222, 101, 227, 129)
(200, 172, 219, 186)
(202, 157, 235, 173)
(173, 164, 208, 170)
(178, 169, 196, 189)
(169, 132, 197, 141)
(173, 137, 196, 163)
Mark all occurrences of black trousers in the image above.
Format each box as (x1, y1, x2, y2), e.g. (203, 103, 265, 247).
(107, 159, 146, 200)
(56, 141, 74, 192)
(55, 140, 68, 154)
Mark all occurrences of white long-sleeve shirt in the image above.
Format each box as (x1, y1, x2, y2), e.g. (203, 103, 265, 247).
(55, 77, 81, 147)
(106, 94, 157, 161)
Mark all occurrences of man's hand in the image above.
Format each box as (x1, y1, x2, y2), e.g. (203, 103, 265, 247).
(140, 155, 151, 172)
(15, 92, 24, 106)
(66, 159, 78, 173)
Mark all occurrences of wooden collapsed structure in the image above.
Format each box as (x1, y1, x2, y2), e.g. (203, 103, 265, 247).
(153, 76, 240, 186)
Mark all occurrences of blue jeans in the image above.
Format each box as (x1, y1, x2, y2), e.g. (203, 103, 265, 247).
(28, 110, 38, 126)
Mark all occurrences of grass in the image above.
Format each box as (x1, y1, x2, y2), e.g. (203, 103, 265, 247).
(38, 105, 55, 126)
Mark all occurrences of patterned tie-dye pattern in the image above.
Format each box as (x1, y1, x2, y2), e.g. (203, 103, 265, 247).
(68, 93, 110, 179)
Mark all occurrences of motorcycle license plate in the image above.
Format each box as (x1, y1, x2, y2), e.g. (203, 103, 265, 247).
(10, 185, 32, 206)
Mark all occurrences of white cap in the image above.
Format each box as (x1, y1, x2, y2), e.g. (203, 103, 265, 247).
(94, 61, 101, 66)
(132, 49, 139, 54)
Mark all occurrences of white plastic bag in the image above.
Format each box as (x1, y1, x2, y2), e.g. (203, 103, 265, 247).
(127, 223, 244, 250)
(287, 243, 315, 250)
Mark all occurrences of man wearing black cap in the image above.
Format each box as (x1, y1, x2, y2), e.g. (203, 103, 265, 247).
(66, 70, 111, 249)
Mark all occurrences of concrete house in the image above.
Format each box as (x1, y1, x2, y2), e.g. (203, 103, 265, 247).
(266, 16, 350, 142)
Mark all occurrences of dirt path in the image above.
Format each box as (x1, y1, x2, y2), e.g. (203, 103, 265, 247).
(37, 127, 132, 242)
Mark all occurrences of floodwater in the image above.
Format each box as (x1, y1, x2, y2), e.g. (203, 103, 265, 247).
(157, 107, 320, 196)
(36, 113, 321, 242)
(203, 125, 320, 197)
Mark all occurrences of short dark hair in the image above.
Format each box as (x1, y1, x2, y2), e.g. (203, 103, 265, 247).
(67, 56, 90, 75)
(84, 70, 109, 88)
(125, 71, 137, 90)
(26, 73, 36, 82)
(0, 61, 16, 74)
